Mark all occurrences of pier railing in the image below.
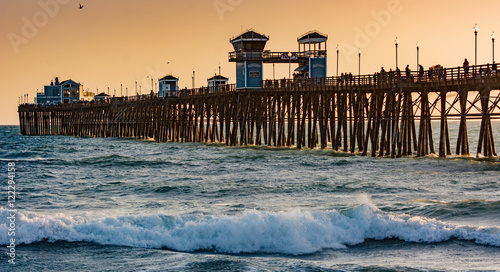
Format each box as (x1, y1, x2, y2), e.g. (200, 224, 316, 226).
(157, 64, 500, 97)
(19, 64, 500, 107)
(180, 64, 500, 96)
(229, 50, 327, 62)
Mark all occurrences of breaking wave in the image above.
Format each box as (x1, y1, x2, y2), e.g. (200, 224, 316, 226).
(1, 203, 499, 255)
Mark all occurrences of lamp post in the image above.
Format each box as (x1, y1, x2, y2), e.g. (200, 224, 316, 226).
(288, 51, 292, 80)
(218, 63, 221, 90)
(120, 82, 123, 97)
(416, 41, 420, 70)
(107, 86, 109, 95)
(474, 24, 479, 66)
(126, 86, 128, 97)
(192, 68, 195, 89)
(358, 48, 361, 77)
(139, 84, 142, 95)
(135, 79, 138, 95)
(492, 32, 496, 63)
(147, 76, 153, 93)
(395, 37, 399, 69)
(336, 45, 340, 77)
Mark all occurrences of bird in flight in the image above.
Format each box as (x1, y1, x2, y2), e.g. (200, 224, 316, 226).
(79, 4, 84, 9)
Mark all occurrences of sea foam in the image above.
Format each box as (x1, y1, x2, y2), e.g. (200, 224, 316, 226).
(1, 204, 499, 255)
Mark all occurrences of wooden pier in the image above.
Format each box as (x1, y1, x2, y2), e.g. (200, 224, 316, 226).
(19, 64, 500, 158)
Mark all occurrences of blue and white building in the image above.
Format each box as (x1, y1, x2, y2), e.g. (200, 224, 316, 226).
(297, 31, 328, 78)
(36, 77, 82, 104)
(158, 75, 179, 97)
(229, 30, 269, 90)
(207, 75, 229, 91)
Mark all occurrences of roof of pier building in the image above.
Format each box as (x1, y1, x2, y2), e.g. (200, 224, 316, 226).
(208, 75, 229, 81)
(297, 31, 328, 44)
(230, 29, 269, 52)
(159, 75, 179, 81)
(58, 79, 80, 86)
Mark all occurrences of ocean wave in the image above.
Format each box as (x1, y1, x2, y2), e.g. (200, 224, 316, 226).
(404, 199, 500, 220)
(0, 204, 499, 255)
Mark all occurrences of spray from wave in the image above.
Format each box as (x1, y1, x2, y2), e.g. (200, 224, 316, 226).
(1, 202, 499, 255)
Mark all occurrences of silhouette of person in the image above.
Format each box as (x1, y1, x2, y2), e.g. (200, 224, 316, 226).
(463, 58, 470, 77)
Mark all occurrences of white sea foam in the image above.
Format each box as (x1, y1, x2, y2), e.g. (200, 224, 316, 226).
(1, 205, 499, 255)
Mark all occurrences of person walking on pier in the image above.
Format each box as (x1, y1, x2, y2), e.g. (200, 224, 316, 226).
(405, 65, 411, 82)
(463, 58, 470, 78)
(419, 65, 424, 81)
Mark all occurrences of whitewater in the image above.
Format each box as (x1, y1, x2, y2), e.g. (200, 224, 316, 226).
(0, 124, 499, 271)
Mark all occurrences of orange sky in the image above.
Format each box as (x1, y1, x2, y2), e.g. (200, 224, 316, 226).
(1, 0, 499, 125)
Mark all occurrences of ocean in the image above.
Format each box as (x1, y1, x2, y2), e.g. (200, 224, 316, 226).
(0, 123, 499, 271)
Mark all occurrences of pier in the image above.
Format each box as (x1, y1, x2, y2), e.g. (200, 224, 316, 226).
(17, 29, 500, 158)
(18, 64, 500, 158)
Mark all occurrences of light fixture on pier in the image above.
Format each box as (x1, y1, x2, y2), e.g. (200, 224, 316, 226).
(218, 63, 222, 89)
(358, 48, 362, 77)
(395, 37, 399, 69)
(416, 41, 420, 70)
(147, 76, 153, 93)
(192, 68, 196, 89)
(474, 24, 479, 66)
(492, 31, 496, 63)
(336, 45, 340, 77)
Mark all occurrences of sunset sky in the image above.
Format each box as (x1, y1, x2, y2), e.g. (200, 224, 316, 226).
(1, 0, 499, 125)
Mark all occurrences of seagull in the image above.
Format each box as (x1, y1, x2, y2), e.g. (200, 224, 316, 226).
(79, 4, 84, 9)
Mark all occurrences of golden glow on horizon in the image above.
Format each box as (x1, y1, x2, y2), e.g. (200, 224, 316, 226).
(2, 0, 500, 124)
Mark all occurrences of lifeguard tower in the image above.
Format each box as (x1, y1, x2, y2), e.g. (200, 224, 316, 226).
(296, 31, 328, 78)
(229, 29, 328, 89)
(207, 75, 229, 92)
(158, 75, 179, 97)
(229, 30, 269, 89)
